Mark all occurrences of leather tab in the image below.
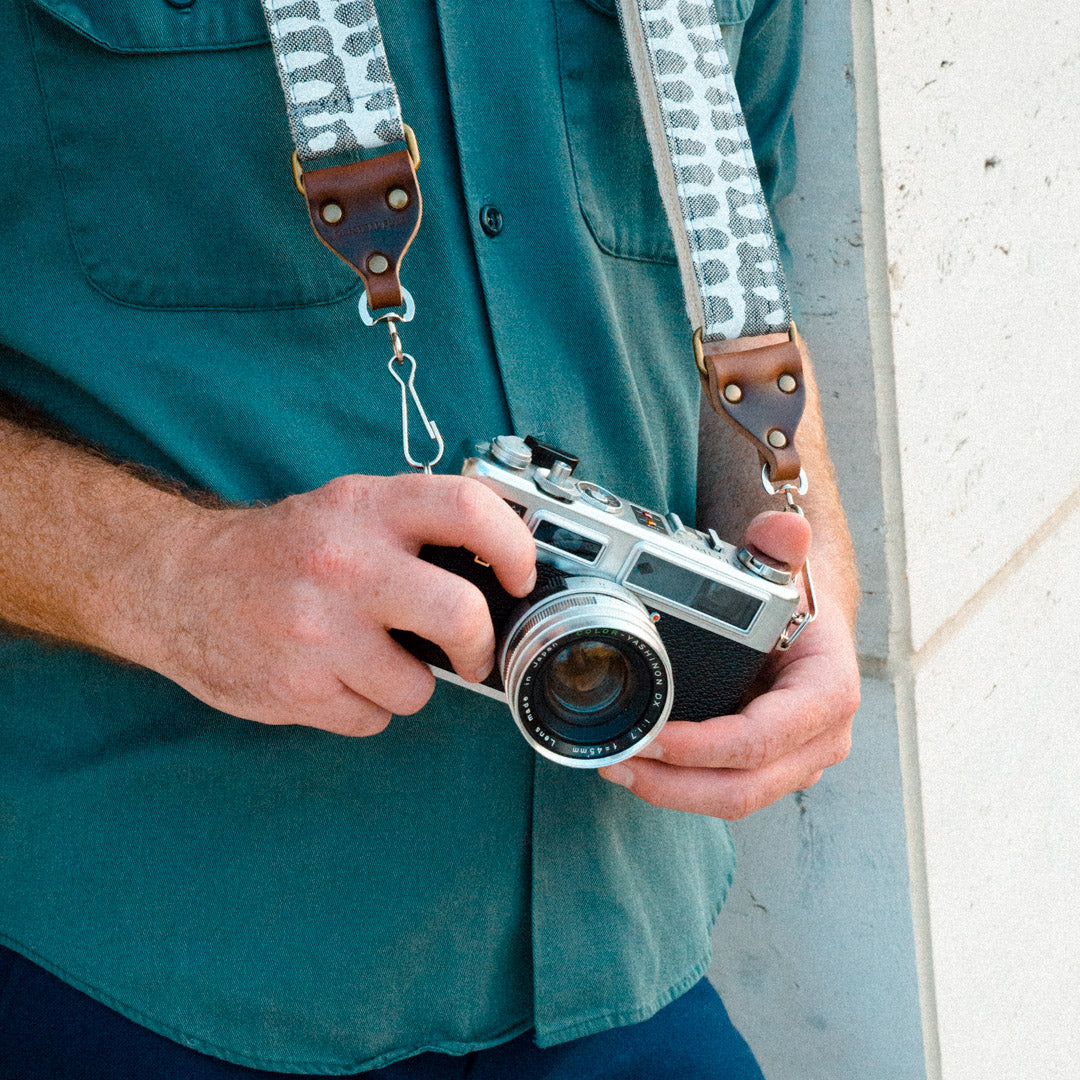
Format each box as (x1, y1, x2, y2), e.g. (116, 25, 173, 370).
(301, 149, 421, 311)
(698, 332, 806, 484)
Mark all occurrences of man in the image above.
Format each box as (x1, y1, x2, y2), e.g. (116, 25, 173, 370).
(0, 0, 859, 1075)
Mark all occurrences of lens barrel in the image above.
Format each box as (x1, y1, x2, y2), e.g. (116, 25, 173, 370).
(500, 578, 673, 767)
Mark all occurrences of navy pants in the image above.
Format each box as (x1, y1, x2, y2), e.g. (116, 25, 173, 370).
(0, 945, 763, 1079)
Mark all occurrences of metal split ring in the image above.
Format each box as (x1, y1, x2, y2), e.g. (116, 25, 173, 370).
(760, 463, 808, 498)
(359, 286, 416, 327)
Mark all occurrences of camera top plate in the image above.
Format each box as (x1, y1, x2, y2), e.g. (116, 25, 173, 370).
(466, 440, 798, 654)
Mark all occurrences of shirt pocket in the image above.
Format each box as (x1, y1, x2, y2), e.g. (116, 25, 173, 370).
(554, 0, 750, 266)
(26, 0, 359, 310)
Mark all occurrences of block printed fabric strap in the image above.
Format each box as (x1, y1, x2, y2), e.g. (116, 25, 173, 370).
(260, 0, 405, 161)
(616, 0, 804, 483)
(258, 0, 805, 481)
(615, 0, 791, 342)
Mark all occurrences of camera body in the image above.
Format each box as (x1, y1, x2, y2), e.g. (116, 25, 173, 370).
(393, 436, 800, 768)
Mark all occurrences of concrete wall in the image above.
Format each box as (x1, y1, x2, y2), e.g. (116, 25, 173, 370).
(710, 1, 1080, 1078)
(870, 1, 1080, 1076)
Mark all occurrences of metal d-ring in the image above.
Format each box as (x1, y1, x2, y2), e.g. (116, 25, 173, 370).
(760, 463, 808, 499)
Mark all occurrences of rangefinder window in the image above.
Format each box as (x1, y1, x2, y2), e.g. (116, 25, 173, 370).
(532, 519, 604, 564)
(625, 553, 763, 632)
(692, 577, 763, 631)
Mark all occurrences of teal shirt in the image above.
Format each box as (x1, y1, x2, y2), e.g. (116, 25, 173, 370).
(0, 0, 802, 1072)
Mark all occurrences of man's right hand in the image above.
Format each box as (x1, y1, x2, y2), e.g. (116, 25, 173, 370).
(0, 414, 537, 740)
(135, 473, 537, 737)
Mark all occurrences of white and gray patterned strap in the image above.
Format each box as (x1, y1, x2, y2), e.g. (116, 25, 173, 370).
(615, 0, 792, 342)
(260, 0, 405, 162)
(258, 0, 792, 343)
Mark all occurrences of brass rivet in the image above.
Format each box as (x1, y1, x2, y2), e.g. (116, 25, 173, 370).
(387, 187, 410, 210)
(778, 373, 798, 393)
(767, 429, 788, 449)
(723, 383, 743, 404)
(321, 202, 343, 225)
(367, 253, 390, 274)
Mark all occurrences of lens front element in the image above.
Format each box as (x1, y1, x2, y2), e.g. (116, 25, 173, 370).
(501, 579, 673, 767)
(543, 641, 632, 722)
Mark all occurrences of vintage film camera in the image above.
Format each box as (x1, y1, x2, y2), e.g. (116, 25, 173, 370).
(393, 436, 800, 768)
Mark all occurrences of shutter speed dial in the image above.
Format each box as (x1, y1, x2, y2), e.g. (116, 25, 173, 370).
(577, 481, 623, 513)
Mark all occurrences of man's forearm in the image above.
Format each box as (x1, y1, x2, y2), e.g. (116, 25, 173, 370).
(0, 405, 538, 736)
(696, 342, 861, 626)
(0, 414, 210, 663)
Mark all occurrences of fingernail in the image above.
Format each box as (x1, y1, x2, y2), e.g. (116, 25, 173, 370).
(474, 656, 494, 683)
(524, 567, 537, 593)
(635, 741, 664, 760)
(602, 764, 635, 789)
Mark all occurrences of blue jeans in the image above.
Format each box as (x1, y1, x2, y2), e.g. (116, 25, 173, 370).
(0, 945, 763, 1079)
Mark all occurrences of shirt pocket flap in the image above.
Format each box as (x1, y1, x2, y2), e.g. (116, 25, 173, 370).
(30, 0, 269, 53)
(26, 0, 357, 310)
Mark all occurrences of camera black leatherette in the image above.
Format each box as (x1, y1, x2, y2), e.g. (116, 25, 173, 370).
(392, 436, 800, 768)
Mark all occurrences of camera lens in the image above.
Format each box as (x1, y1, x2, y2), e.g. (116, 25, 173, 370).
(542, 642, 633, 723)
(500, 578, 672, 767)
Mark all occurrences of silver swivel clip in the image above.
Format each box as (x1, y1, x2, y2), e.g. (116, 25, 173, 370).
(761, 464, 817, 649)
(360, 287, 444, 474)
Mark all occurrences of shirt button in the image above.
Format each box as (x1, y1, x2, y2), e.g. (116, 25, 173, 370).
(479, 204, 503, 237)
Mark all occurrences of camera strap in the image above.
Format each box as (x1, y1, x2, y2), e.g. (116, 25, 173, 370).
(616, 0, 805, 489)
(260, 0, 420, 309)
(258, 0, 808, 491)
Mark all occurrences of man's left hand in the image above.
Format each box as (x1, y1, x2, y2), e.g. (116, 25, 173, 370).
(598, 510, 859, 819)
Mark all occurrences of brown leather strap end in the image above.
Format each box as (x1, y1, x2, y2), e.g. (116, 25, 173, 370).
(300, 148, 421, 312)
(697, 330, 806, 484)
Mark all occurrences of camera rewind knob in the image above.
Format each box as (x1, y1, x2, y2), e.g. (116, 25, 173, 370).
(491, 435, 533, 470)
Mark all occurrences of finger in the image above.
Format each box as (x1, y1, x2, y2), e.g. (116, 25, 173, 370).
(368, 554, 497, 683)
(253, 682, 394, 738)
(335, 631, 437, 716)
(380, 474, 536, 596)
(311, 686, 394, 737)
(636, 680, 840, 771)
(740, 509, 811, 576)
(640, 603, 860, 770)
(600, 725, 851, 819)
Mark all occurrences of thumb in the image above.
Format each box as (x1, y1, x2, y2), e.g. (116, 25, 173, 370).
(740, 510, 811, 576)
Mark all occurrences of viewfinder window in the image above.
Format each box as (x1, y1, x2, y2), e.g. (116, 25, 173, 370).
(533, 520, 604, 563)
